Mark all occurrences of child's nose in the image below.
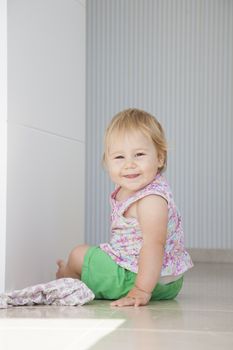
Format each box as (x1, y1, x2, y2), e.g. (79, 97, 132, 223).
(124, 158, 137, 169)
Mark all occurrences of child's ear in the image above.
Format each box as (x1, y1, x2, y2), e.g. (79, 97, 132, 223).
(102, 156, 109, 172)
(158, 153, 164, 167)
(102, 160, 108, 171)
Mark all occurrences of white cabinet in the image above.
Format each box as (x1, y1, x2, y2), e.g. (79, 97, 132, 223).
(0, 0, 85, 291)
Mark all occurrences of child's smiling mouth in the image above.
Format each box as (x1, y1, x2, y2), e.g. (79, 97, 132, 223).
(123, 174, 140, 179)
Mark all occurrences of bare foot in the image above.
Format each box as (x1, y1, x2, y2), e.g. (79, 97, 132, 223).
(56, 259, 66, 279)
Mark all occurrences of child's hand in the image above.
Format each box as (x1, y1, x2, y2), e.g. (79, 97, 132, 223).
(110, 286, 151, 307)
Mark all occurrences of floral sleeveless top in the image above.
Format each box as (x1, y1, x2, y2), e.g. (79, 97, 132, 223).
(100, 173, 193, 276)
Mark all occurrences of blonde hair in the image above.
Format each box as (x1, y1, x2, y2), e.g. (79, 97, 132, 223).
(103, 108, 168, 173)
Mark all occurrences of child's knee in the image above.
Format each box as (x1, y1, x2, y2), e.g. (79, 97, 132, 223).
(69, 244, 89, 269)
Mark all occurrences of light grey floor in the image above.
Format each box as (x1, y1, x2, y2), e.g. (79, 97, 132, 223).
(0, 262, 233, 350)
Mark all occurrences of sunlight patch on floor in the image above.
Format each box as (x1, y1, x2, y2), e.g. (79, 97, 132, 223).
(0, 318, 125, 350)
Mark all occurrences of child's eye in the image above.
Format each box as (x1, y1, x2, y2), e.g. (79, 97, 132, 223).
(115, 155, 124, 159)
(135, 152, 145, 157)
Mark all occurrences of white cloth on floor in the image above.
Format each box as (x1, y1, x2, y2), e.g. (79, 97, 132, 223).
(0, 278, 95, 309)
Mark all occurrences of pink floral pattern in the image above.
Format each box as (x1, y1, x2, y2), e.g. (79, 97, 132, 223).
(0, 278, 95, 309)
(100, 173, 193, 276)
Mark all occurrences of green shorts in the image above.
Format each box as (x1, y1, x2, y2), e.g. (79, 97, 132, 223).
(81, 246, 183, 300)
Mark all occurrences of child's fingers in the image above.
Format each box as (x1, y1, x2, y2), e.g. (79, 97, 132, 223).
(110, 296, 136, 307)
(110, 296, 148, 307)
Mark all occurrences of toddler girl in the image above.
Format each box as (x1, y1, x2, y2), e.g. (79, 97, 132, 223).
(56, 108, 193, 307)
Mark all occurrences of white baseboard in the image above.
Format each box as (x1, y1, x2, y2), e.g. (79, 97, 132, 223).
(187, 249, 233, 263)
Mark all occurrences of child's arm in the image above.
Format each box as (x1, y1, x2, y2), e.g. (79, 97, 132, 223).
(111, 195, 168, 307)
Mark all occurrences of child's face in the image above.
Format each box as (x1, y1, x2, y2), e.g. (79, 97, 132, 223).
(106, 130, 164, 195)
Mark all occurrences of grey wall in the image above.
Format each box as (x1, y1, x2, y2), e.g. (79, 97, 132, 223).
(86, 0, 233, 249)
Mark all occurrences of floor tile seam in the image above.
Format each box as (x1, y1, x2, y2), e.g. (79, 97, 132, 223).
(144, 308, 233, 313)
(0, 326, 105, 331)
(0, 320, 121, 331)
(1, 328, 232, 335)
(2, 309, 232, 317)
(1, 308, 233, 316)
(102, 328, 233, 335)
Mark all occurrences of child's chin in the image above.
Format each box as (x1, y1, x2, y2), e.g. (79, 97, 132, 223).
(126, 184, 143, 192)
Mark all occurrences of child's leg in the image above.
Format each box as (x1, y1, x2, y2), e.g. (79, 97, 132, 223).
(150, 277, 184, 300)
(56, 244, 90, 279)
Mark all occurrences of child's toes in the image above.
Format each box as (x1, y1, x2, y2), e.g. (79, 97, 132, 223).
(56, 260, 65, 278)
(56, 259, 64, 268)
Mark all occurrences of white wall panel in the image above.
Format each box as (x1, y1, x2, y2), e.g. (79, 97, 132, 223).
(0, 0, 7, 292)
(4, 0, 85, 291)
(6, 124, 85, 290)
(86, 0, 233, 249)
(8, 0, 85, 142)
